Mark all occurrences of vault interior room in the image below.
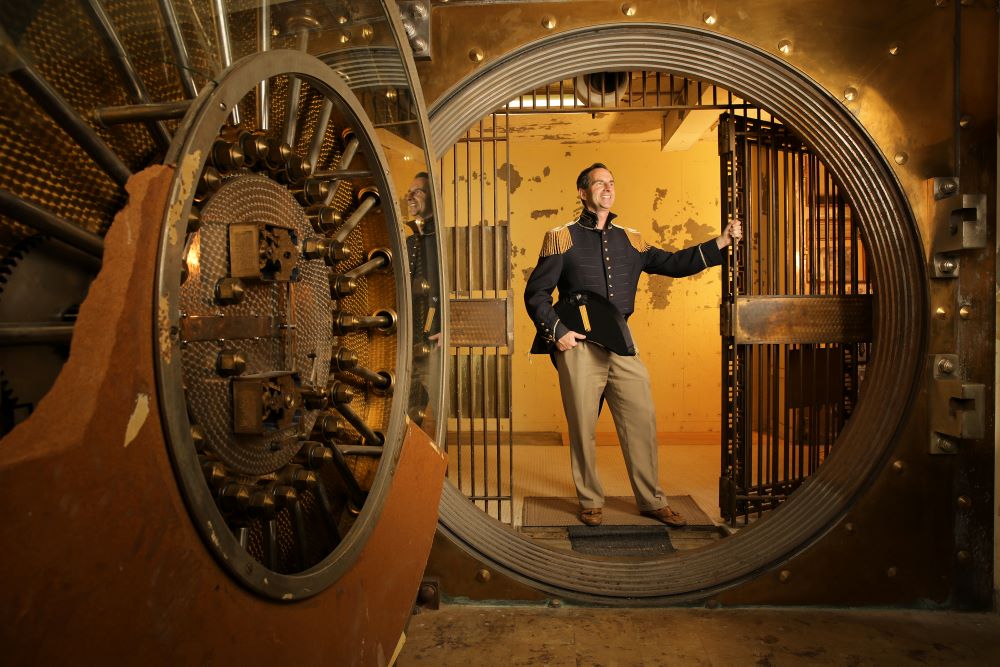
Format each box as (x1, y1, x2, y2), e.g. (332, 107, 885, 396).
(0, 0, 996, 665)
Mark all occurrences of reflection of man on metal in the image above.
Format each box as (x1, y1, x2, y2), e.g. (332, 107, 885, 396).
(404, 172, 440, 343)
(524, 163, 742, 527)
(404, 172, 441, 431)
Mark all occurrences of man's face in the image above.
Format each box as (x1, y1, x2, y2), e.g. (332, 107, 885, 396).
(579, 167, 615, 213)
(406, 177, 431, 219)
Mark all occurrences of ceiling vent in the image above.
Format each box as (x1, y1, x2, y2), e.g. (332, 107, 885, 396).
(573, 71, 629, 107)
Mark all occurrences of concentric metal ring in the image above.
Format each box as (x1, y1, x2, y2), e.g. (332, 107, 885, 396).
(430, 24, 926, 603)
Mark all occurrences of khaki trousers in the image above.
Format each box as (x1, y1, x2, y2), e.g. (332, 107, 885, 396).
(554, 342, 668, 512)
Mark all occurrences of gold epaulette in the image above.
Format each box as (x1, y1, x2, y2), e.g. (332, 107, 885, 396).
(539, 224, 573, 257)
(624, 227, 650, 252)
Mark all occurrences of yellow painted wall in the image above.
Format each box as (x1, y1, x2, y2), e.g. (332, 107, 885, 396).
(505, 113, 724, 439)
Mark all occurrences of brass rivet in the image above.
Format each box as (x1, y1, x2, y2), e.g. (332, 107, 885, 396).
(476, 568, 491, 582)
(541, 15, 557, 29)
(843, 86, 859, 102)
(469, 47, 485, 63)
(336, 14, 349, 25)
(957, 550, 971, 564)
(360, 25, 374, 41)
(957, 495, 972, 510)
(549, 598, 562, 608)
(934, 306, 948, 319)
(777, 39, 792, 55)
(385, 89, 398, 101)
(844, 522, 855, 534)
(939, 258, 957, 274)
(338, 31, 350, 44)
(959, 114, 972, 128)
(892, 459, 906, 474)
(888, 43, 901, 56)
(887, 566, 898, 578)
(218, 102, 226, 111)
(934, 0, 948, 7)
(703, 12, 718, 25)
(778, 569, 792, 583)
(893, 152, 908, 165)
(937, 357, 955, 374)
(959, 304, 971, 319)
(622, 3, 637, 16)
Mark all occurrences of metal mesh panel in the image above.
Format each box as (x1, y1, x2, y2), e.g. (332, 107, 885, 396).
(180, 175, 331, 474)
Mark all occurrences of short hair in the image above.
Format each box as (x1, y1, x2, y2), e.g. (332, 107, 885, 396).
(576, 162, 609, 190)
(414, 171, 429, 181)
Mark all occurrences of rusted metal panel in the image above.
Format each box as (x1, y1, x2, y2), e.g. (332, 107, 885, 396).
(730, 295, 872, 344)
(448, 298, 509, 347)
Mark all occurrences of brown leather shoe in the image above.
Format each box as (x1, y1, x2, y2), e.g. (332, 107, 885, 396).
(579, 507, 603, 526)
(641, 505, 687, 527)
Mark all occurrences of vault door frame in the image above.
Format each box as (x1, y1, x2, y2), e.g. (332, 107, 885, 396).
(428, 23, 926, 604)
(719, 113, 872, 526)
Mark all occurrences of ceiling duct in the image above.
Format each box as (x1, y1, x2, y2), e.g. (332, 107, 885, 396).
(573, 71, 629, 107)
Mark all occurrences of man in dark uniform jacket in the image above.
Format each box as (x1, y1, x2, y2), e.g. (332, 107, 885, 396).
(524, 162, 741, 527)
(404, 171, 441, 430)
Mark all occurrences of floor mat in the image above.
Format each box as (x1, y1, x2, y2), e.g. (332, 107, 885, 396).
(522, 495, 714, 527)
(567, 525, 675, 557)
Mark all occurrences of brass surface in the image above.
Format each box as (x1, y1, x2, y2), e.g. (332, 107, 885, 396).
(418, 0, 996, 607)
(729, 295, 872, 344)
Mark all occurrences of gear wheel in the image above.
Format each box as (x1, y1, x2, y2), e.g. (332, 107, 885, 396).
(0, 234, 98, 434)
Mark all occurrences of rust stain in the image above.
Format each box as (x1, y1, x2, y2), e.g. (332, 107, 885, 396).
(543, 166, 551, 177)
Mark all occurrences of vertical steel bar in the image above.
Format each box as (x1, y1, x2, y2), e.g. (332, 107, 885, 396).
(282, 27, 311, 147)
(257, 0, 270, 130)
(491, 113, 503, 520)
(308, 99, 333, 174)
(157, 0, 199, 98)
(210, 0, 240, 125)
(84, 0, 172, 149)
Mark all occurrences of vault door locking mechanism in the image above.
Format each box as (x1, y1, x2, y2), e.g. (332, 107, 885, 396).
(927, 177, 988, 455)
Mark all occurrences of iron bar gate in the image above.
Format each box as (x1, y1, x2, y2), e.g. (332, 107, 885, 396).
(719, 113, 872, 526)
(439, 113, 514, 523)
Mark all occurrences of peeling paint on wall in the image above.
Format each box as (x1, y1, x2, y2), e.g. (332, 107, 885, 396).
(497, 163, 522, 192)
(652, 187, 668, 211)
(530, 209, 560, 219)
(646, 274, 674, 310)
(543, 166, 551, 176)
(685, 217, 715, 242)
(521, 264, 536, 283)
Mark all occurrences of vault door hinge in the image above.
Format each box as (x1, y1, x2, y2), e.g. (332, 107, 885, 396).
(929, 354, 986, 454)
(929, 177, 987, 278)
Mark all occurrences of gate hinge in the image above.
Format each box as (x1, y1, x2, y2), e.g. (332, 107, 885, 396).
(929, 353, 985, 454)
(929, 177, 987, 278)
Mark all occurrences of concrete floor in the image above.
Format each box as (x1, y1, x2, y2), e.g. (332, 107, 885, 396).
(397, 604, 1000, 666)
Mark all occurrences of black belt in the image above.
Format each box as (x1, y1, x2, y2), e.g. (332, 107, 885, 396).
(554, 290, 635, 356)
